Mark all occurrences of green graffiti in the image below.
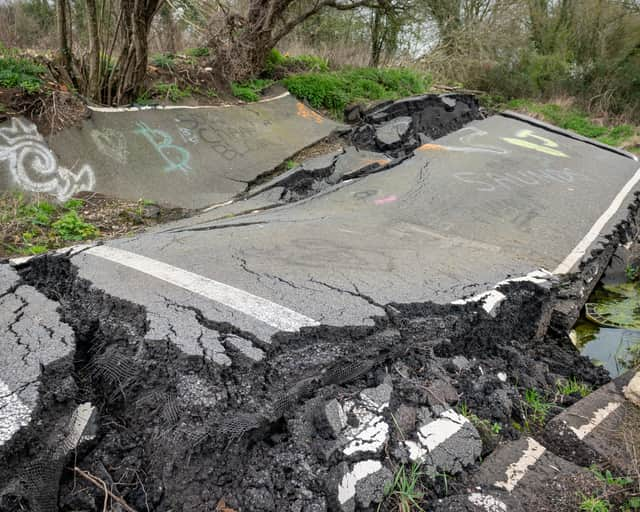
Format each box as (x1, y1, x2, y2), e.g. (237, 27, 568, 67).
(135, 121, 191, 174)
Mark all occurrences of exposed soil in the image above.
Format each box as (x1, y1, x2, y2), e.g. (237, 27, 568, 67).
(0, 191, 191, 260)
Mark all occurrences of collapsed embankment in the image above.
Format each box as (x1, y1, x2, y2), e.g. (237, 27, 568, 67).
(2, 95, 640, 512)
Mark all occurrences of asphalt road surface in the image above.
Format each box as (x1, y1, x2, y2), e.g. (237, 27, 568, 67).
(1, 99, 639, 512)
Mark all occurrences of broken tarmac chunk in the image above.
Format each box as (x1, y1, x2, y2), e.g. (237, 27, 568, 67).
(0, 270, 75, 451)
(374, 116, 412, 149)
(471, 436, 599, 511)
(543, 371, 640, 474)
(330, 460, 393, 512)
(403, 408, 481, 476)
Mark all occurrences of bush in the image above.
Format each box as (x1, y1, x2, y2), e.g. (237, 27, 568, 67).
(185, 47, 210, 57)
(153, 83, 191, 102)
(52, 211, 99, 241)
(151, 53, 175, 69)
(0, 56, 45, 93)
(264, 49, 329, 77)
(283, 67, 430, 117)
(231, 79, 273, 102)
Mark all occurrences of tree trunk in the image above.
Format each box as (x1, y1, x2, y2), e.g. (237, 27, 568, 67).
(56, 0, 73, 79)
(85, 0, 101, 100)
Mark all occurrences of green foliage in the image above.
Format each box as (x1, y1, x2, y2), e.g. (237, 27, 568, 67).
(626, 265, 640, 283)
(458, 402, 502, 438)
(556, 377, 591, 398)
(151, 53, 175, 69)
(579, 495, 611, 512)
(286, 160, 299, 170)
(0, 56, 45, 93)
(264, 49, 329, 77)
(504, 99, 638, 148)
(231, 79, 273, 102)
(589, 466, 634, 487)
(283, 67, 429, 118)
(380, 463, 425, 512)
(522, 388, 553, 430)
(52, 211, 99, 241)
(153, 83, 191, 102)
(624, 497, 640, 510)
(19, 201, 56, 227)
(185, 47, 209, 57)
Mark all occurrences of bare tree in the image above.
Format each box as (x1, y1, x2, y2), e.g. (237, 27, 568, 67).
(205, 0, 383, 85)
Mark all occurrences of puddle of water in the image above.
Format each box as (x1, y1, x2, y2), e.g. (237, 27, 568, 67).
(574, 282, 640, 377)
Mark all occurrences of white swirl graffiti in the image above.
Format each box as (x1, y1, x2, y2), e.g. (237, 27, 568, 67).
(0, 118, 95, 202)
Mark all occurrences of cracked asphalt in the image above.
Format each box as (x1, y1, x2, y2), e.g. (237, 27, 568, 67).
(1, 95, 640, 512)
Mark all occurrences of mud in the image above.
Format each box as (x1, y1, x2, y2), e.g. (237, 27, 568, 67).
(0, 249, 613, 512)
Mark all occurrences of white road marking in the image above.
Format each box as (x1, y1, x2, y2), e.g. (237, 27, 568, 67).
(405, 409, 469, 461)
(468, 493, 508, 511)
(494, 437, 546, 492)
(555, 165, 640, 274)
(569, 401, 621, 440)
(84, 245, 319, 332)
(0, 380, 32, 446)
(88, 91, 291, 112)
(338, 460, 382, 505)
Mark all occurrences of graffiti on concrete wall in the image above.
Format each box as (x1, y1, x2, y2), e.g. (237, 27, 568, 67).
(135, 121, 192, 174)
(174, 113, 260, 161)
(91, 128, 128, 164)
(0, 118, 95, 202)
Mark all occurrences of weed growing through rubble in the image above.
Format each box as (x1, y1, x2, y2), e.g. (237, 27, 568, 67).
(556, 377, 592, 398)
(625, 497, 640, 510)
(626, 265, 640, 282)
(458, 402, 502, 438)
(579, 495, 611, 512)
(52, 210, 99, 241)
(380, 463, 425, 512)
(589, 466, 634, 487)
(521, 388, 553, 430)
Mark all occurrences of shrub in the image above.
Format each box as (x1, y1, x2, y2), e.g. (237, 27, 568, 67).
(0, 56, 45, 93)
(283, 67, 430, 117)
(151, 53, 175, 69)
(185, 47, 210, 57)
(52, 211, 99, 241)
(153, 83, 191, 102)
(264, 49, 329, 77)
(231, 79, 273, 102)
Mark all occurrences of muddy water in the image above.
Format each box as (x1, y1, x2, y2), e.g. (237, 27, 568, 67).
(574, 281, 640, 377)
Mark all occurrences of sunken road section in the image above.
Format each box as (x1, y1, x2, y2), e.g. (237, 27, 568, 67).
(0, 239, 629, 512)
(1, 95, 640, 511)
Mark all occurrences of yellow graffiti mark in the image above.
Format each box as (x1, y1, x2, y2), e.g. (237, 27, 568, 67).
(417, 143, 447, 152)
(296, 103, 324, 124)
(502, 129, 568, 158)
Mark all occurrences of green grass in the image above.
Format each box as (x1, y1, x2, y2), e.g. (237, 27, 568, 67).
(589, 466, 634, 487)
(151, 53, 175, 69)
(579, 495, 611, 512)
(520, 388, 553, 431)
(0, 193, 99, 256)
(264, 49, 329, 76)
(505, 99, 639, 148)
(185, 47, 209, 58)
(380, 463, 425, 512)
(153, 83, 191, 102)
(231, 79, 274, 102)
(283, 67, 430, 118)
(0, 56, 45, 93)
(556, 377, 591, 398)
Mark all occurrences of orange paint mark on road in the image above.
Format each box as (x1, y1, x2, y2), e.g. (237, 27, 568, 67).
(362, 158, 391, 167)
(417, 143, 447, 152)
(296, 103, 324, 124)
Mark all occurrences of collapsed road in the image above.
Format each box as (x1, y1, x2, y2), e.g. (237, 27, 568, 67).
(1, 95, 640, 512)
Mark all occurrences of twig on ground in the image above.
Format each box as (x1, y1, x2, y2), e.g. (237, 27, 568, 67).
(72, 466, 138, 512)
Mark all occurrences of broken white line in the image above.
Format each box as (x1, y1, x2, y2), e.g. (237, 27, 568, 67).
(569, 401, 621, 440)
(0, 380, 32, 446)
(84, 245, 319, 332)
(555, 165, 640, 274)
(494, 437, 546, 492)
